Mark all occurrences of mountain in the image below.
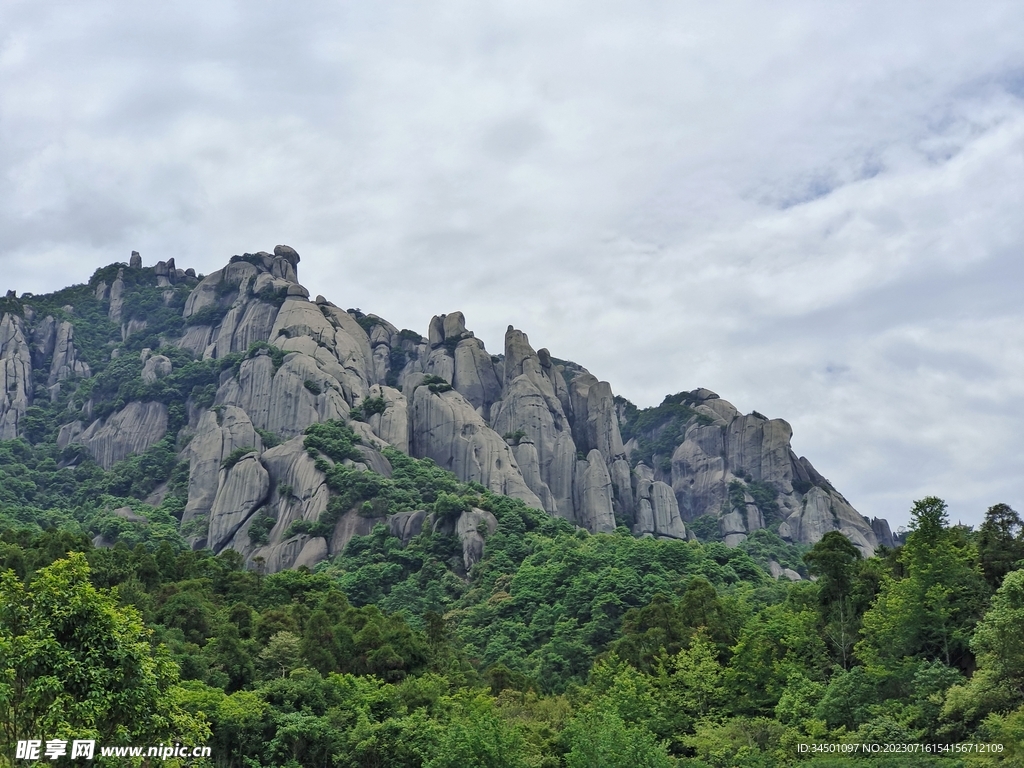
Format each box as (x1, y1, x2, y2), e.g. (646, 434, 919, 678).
(0, 246, 892, 572)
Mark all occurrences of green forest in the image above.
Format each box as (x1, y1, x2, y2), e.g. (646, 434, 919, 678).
(3, 431, 1023, 766)
(2, 263, 1024, 766)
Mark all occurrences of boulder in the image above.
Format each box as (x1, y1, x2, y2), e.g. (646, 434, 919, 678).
(141, 354, 172, 384)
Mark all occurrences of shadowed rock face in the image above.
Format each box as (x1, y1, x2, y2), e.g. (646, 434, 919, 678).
(6, 246, 888, 573)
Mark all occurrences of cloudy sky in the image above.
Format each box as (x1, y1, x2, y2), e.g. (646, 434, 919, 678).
(2, 1, 1023, 530)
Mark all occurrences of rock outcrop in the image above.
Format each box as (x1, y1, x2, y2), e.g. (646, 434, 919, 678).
(0, 246, 891, 574)
(48, 321, 90, 386)
(72, 401, 169, 470)
(663, 389, 881, 556)
(409, 381, 543, 508)
(0, 313, 32, 440)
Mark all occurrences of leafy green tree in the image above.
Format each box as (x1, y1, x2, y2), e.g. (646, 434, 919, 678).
(561, 707, 673, 768)
(804, 530, 862, 668)
(976, 503, 1024, 589)
(0, 553, 209, 750)
(858, 497, 988, 669)
(425, 695, 529, 768)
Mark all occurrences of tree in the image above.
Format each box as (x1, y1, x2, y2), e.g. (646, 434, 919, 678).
(0, 553, 209, 749)
(857, 497, 988, 669)
(976, 503, 1024, 589)
(804, 531, 862, 668)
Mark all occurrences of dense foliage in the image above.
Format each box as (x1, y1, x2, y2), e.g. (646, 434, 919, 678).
(3, 266, 1024, 765)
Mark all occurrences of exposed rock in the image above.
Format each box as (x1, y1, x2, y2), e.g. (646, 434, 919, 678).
(871, 517, 895, 548)
(48, 321, 91, 385)
(215, 351, 349, 438)
(112, 506, 148, 523)
(574, 449, 616, 533)
(649, 481, 688, 539)
(569, 373, 626, 460)
(109, 269, 125, 323)
(182, 407, 263, 531)
(452, 337, 502, 415)
(56, 420, 83, 450)
(409, 382, 543, 509)
(122, 318, 147, 341)
(208, 453, 270, 552)
(366, 385, 408, 452)
(72, 401, 168, 470)
(141, 354, 172, 384)
(0, 313, 32, 439)
(130, 251, 142, 269)
(389, 509, 428, 545)
(491, 327, 577, 518)
(455, 508, 498, 570)
(31, 315, 57, 368)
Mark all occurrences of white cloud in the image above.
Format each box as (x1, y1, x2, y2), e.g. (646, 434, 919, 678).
(2, 0, 1024, 528)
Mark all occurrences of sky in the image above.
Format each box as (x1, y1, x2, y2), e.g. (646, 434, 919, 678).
(2, 1, 1023, 531)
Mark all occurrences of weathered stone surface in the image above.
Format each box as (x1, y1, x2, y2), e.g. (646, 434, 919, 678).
(73, 401, 168, 470)
(491, 327, 577, 518)
(569, 373, 625, 460)
(108, 269, 125, 323)
(366, 385, 408, 453)
(215, 352, 349, 438)
(208, 453, 270, 552)
(225, 435, 335, 570)
(409, 382, 543, 509)
(871, 517, 895, 548)
(122, 318, 147, 341)
(141, 354, 172, 384)
(574, 450, 616, 533)
(31, 315, 57, 368)
(182, 406, 263, 529)
(671, 425, 728, 520)
(130, 251, 142, 269)
(452, 337, 502, 415)
(725, 415, 795, 492)
(649, 481, 688, 539)
(455, 508, 498, 570)
(48, 321, 90, 385)
(609, 458, 634, 517)
(635, 498, 655, 536)
(389, 510, 428, 545)
(0, 313, 32, 440)
(56, 420, 83, 450)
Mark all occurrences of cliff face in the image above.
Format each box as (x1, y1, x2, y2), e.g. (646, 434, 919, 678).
(0, 246, 892, 571)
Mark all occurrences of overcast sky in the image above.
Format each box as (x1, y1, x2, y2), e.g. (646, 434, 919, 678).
(2, 1, 1023, 530)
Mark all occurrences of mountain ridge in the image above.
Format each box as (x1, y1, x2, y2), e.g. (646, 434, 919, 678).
(0, 246, 893, 573)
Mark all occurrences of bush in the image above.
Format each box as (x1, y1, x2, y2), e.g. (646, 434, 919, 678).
(221, 447, 255, 472)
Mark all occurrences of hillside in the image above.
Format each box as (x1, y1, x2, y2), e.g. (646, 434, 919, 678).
(0, 245, 891, 574)
(2, 247, 1024, 766)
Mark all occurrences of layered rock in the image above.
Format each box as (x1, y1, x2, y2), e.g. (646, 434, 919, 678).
(180, 407, 264, 552)
(72, 401, 169, 470)
(409, 381, 543, 509)
(0, 313, 32, 440)
(491, 328, 577, 519)
(663, 389, 881, 556)
(48, 321, 91, 386)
